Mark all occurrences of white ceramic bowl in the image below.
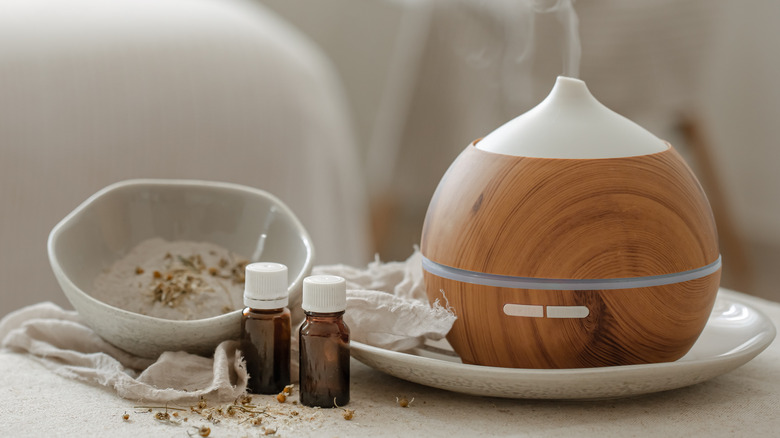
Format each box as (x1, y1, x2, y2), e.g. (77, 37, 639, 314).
(47, 179, 314, 358)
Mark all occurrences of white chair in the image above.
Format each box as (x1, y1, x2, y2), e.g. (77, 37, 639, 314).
(0, 0, 371, 315)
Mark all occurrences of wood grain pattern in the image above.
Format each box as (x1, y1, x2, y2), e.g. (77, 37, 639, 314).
(424, 271, 720, 368)
(421, 144, 719, 279)
(421, 143, 721, 368)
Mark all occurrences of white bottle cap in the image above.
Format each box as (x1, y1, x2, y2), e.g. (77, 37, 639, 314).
(302, 275, 347, 313)
(475, 76, 667, 158)
(243, 262, 288, 309)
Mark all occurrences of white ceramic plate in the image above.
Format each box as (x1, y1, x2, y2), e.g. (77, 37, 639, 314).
(350, 290, 776, 400)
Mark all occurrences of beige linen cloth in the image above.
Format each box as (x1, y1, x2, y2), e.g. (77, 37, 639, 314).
(0, 251, 455, 403)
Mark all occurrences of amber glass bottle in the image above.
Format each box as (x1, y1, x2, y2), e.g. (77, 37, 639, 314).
(299, 275, 350, 408)
(240, 262, 291, 394)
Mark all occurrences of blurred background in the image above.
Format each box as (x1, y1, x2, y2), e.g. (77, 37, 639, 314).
(1, 0, 779, 315)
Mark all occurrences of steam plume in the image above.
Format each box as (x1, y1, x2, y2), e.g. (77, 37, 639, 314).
(471, 0, 582, 111)
(532, 0, 581, 78)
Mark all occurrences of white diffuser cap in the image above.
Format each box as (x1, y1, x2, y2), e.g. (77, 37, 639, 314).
(243, 262, 288, 309)
(476, 76, 667, 158)
(302, 275, 347, 313)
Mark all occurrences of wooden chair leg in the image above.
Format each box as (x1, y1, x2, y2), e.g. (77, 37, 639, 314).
(369, 192, 400, 257)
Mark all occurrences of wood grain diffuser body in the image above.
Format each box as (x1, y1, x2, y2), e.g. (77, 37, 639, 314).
(421, 76, 721, 369)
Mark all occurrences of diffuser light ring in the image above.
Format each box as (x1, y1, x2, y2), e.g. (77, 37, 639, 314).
(421, 255, 721, 291)
(422, 270, 721, 368)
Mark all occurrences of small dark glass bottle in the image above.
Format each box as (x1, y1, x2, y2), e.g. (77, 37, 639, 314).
(240, 262, 291, 394)
(299, 275, 350, 408)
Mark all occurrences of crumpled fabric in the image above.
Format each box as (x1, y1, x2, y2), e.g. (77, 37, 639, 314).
(312, 249, 456, 351)
(0, 302, 248, 403)
(0, 249, 455, 402)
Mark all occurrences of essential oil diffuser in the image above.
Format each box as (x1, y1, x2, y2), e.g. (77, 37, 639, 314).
(421, 76, 721, 369)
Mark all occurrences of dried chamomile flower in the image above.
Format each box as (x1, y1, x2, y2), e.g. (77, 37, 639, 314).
(333, 398, 354, 420)
(187, 425, 211, 437)
(396, 396, 414, 408)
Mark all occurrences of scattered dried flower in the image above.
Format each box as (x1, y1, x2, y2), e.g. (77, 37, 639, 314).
(178, 255, 198, 270)
(187, 425, 211, 437)
(133, 391, 322, 434)
(397, 396, 414, 408)
(138, 252, 250, 309)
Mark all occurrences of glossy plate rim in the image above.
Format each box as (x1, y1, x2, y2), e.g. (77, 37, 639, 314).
(350, 289, 776, 400)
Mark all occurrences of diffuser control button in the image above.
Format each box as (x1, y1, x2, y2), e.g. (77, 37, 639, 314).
(503, 304, 544, 318)
(546, 306, 590, 319)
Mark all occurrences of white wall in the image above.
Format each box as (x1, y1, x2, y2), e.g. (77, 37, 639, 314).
(257, 0, 780, 252)
(702, 1, 780, 246)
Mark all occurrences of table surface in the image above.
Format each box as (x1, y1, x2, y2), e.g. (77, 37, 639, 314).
(1, 289, 778, 437)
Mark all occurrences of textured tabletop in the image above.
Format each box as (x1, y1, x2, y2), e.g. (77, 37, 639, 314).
(1, 290, 778, 437)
